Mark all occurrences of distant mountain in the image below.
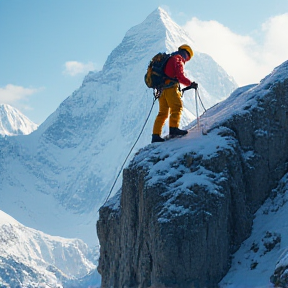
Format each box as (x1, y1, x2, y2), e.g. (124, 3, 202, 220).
(0, 210, 99, 288)
(0, 7, 237, 246)
(0, 104, 38, 136)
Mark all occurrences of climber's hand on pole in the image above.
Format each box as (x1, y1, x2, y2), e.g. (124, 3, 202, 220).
(182, 82, 198, 93)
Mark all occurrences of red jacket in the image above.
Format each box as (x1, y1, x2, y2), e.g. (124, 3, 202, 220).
(164, 54, 192, 87)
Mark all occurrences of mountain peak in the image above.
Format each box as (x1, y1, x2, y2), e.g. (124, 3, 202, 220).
(145, 7, 171, 23)
(142, 7, 195, 51)
(84, 7, 194, 84)
(0, 103, 38, 136)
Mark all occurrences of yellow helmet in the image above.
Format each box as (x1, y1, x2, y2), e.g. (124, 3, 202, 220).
(178, 44, 193, 60)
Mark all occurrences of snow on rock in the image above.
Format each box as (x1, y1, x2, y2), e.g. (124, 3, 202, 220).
(220, 172, 288, 288)
(0, 104, 38, 136)
(272, 250, 288, 288)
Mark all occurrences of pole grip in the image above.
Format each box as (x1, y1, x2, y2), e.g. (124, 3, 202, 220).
(182, 85, 195, 93)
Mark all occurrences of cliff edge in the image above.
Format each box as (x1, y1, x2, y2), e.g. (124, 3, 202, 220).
(97, 61, 288, 288)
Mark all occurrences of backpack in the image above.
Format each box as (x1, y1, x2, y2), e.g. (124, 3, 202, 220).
(144, 52, 176, 90)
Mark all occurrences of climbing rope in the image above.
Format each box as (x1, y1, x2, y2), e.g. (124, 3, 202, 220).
(98, 93, 157, 210)
(196, 89, 207, 112)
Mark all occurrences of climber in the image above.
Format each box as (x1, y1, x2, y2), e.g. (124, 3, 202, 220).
(151, 44, 198, 143)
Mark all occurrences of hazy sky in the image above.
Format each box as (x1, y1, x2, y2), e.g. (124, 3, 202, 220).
(1, 0, 288, 124)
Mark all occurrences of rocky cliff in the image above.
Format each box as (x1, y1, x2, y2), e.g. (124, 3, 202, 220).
(97, 61, 288, 288)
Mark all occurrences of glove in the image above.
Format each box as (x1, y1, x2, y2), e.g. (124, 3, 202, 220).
(190, 81, 198, 90)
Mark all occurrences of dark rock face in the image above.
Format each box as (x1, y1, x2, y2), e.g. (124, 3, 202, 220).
(271, 263, 288, 288)
(97, 63, 288, 288)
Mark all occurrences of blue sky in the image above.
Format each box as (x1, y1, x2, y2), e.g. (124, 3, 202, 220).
(1, 0, 288, 124)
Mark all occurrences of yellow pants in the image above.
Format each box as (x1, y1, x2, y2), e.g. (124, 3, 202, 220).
(153, 85, 183, 135)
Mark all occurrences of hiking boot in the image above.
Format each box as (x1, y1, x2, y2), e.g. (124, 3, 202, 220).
(169, 127, 188, 137)
(151, 134, 165, 143)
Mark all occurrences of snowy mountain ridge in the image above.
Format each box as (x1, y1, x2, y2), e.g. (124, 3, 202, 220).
(0, 103, 38, 136)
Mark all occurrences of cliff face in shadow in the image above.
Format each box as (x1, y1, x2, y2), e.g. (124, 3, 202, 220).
(97, 62, 288, 288)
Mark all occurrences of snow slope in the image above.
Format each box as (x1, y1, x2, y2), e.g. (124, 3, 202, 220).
(0, 210, 98, 288)
(0, 104, 38, 136)
(219, 173, 288, 288)
(0, 7, 237, 245)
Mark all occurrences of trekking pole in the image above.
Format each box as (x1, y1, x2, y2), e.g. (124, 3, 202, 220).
(195, 88, 200, 128)
(182, 85, 201, 127)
